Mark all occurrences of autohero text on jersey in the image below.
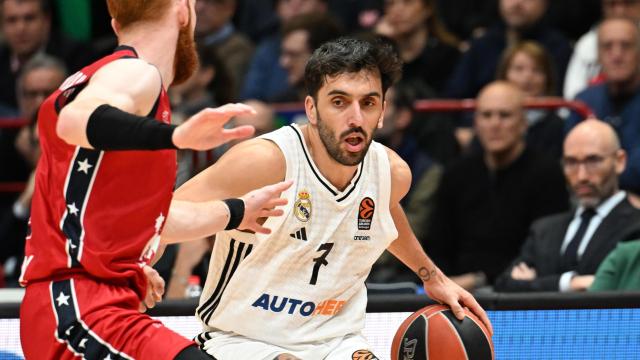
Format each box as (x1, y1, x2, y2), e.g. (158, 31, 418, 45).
(251, 293, 345, 317)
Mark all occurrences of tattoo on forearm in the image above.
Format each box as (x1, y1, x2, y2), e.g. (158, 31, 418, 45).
(418, 267, 437, 282)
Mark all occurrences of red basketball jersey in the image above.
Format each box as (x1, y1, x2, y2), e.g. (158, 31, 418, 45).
(20, 46, 176, 299)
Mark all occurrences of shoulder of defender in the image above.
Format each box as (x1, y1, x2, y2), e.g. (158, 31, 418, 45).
(91, 58, 162, 92)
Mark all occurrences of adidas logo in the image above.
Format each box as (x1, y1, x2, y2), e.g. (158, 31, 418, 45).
(290, 227, 307, 241)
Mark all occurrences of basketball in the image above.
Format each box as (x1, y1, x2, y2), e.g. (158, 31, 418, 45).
(391, 304, 494, 360)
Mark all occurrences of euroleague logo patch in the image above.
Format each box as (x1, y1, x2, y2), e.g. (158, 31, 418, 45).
(358, 197, 375, 230)
(294, 190, 312, 222)
(352, 350, 378, 360)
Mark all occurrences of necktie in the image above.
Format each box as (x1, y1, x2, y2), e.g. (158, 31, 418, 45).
(560, 208, 596, 272)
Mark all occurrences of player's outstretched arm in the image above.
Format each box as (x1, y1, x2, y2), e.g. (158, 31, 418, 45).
(57, 59, 256, 151)
(161, 180, 291, 244)
(383, 148, 494, 335)
(161, 138, 288, 243)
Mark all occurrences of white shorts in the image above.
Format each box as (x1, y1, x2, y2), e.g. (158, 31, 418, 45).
(195, 330, 379, 360)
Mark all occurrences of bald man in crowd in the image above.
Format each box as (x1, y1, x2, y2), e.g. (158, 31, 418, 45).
(426, 81, 569, 291)
(495, 119, 640, 292)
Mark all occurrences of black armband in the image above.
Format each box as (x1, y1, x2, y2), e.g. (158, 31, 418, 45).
(223, 198, 245, 230)
(86, 104, 177, 150)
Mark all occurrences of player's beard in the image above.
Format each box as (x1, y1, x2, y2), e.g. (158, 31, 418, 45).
(172, 14, 198, 85)
(316, 109, 373, 166)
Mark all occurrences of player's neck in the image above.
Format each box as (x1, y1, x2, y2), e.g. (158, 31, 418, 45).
(117, 24, 178, 89)
(302, 125, 359, 192)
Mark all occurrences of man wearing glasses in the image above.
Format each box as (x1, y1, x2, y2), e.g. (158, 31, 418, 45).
(495, 119, 640, 292)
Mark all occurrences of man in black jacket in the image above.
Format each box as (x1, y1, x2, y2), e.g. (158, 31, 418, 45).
(495, 119, 640, 292)
(426, 81, 569, 290)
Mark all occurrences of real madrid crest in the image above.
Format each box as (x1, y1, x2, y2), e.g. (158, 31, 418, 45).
(294, 190, 312, 222)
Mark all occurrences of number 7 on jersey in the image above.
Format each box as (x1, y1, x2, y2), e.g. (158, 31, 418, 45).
(310, 243, 333, 285)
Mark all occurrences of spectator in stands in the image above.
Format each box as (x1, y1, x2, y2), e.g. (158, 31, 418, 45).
(496, 41, 564, 158)
(240, 0, 328, 101)
(564, 0, 640, 100)
(446, 0, 572, 99)
(0, 0, 94, 110)
(495, 119, 640, 292)
(0, 54, 66, 286)
(270, 13, 342, 102)
(426, 81, 569, 290)
(566, 17, 640, 198)
(195, 0, 254, 100)
(375, 0, 461, 95)
(590, 238, 640, 291)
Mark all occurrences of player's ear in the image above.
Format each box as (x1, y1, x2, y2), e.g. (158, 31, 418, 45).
(305, 95, 318, 125)
(177, 0, 190, 27)
(110, 18, 120, 36)
(378, 100, 386, 129)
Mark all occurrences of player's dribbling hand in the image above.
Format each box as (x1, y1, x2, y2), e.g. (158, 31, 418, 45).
(239, 180, 293, 234)
(423, 271, 494, 336)
(172, 103, 257, 151)
(139, 265, 165, 313)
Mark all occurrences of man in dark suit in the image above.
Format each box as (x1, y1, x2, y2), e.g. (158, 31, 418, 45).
(495, 119, 640, 292)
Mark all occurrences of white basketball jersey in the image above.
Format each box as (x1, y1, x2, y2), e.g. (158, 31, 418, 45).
(196, 124, 398, 347)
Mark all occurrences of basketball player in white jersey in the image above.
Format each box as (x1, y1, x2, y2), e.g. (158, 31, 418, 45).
(172, 37, 492, 360)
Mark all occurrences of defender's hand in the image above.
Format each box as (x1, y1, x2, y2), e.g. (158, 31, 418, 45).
(139, 265, 165, 312)
(239, 180, 293, 234)
(172, 103, 256, 150)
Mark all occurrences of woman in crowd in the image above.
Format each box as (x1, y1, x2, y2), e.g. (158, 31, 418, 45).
(496, 41, 565, 158)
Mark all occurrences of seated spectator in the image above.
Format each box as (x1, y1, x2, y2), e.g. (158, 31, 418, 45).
(446, 0, 572, 99)
(564, 0, 640, 100)
(426, 81, 569, 290)
(566, 17, 640, 196)
(240, 0, 328, 101)
(495, 119, 640, 292)
(0, 0, 95, 109)
(496, 41, 564, 158)
(270, 13, 342, 102)
(375, 0, 461, 95)
(590, 239, 640, 291)
(195, 0, 254, 100)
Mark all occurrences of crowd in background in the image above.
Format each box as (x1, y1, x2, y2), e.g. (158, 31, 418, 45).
(1, 0, 640, 297)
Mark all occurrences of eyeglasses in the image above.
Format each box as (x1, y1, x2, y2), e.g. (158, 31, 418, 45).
(562, 154, 614, 173)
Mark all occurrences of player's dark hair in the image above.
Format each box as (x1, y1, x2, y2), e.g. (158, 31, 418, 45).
(304, 36, 402, 101)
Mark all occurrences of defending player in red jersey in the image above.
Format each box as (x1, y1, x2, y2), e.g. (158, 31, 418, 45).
(19, 1, 290, 359)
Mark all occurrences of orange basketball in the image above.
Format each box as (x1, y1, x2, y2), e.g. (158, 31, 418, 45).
(391, 305, 494, 360)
